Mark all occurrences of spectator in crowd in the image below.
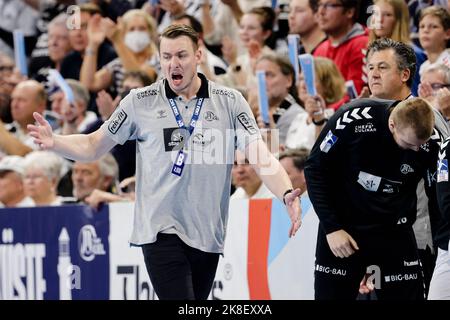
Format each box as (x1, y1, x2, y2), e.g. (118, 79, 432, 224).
(418, 6, 450, 75)
(29, 14, 72, 83)
(253, 54, 303, 145)
(57, 79, 98, 135)
(71, 152, 119, 203)
(201, 0, 242, 52)
(0, 155, 34, 208)
(0, 53, 15, 123)
(279, 148, 310, 194)
(419, 63, 450, 122)
(288, 0, 327, 54)
(60, 3, 117, 82)
(0, 80, 47, 157)
(285, 57, 347, 150)
(27, 0, 74, 61)
(80, 9, 159, 97)
(0, 0, 38, 58)
(231, 152, 274, 199)
(314, 0, 369, 95)
(408, 0, 448, 38)
(368, 0, 427, 96)
(217, 7, 276, 93)
(23, 151, 65, 206)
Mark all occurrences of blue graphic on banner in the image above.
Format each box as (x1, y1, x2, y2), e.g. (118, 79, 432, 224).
(0, 205, 109, 300)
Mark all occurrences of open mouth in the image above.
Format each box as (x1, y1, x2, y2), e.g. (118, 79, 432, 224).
(171, 73, 183, 86)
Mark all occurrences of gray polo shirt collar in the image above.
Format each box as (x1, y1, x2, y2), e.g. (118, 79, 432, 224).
(164, 73, 210, 99)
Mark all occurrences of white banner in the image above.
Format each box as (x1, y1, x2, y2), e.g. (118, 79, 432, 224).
(108, 196, 318, 300)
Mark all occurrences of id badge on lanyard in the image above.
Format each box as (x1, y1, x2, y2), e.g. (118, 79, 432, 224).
(168, 97, 204, 176)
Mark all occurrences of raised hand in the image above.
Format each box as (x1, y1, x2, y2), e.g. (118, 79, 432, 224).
(87, 14, 106, 47)
(27, 112, 55, 150)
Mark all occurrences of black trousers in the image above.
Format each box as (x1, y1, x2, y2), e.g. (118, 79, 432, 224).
(314, 226, 425, 300)
(141, 233, 220, 300)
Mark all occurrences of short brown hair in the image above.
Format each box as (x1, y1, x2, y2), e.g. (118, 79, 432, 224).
(78, 3, 102, 16)
(420, 6, 450, 30)
(160, 24, 199, 51)
(279, 148, 310, 171)
(390, 98, 434, 140)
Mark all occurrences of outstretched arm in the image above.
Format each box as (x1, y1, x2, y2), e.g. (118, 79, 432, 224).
(27, 112, 116, 162)
(247, 139, 302, 237)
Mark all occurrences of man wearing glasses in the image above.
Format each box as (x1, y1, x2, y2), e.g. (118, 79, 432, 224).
(419, 63, 450, 124)
(314, 0, 368, 95)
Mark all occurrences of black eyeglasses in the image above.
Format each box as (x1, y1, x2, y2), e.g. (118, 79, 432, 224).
(431, 83, 450, 90)
(317, 2, 344, 10)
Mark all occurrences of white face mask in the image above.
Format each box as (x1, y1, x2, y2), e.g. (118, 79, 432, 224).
(124, 31, 151, 53)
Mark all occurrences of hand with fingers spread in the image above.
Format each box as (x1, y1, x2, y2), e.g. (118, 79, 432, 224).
(283, 188, 303, 237)
(27, 112, 55, 150)
(326, 229, 359, 258)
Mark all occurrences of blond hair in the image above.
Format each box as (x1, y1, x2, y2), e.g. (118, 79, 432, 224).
(368, 0, 411, 44)
(314, 57, 346, 104)
(390, 98, 434, 140)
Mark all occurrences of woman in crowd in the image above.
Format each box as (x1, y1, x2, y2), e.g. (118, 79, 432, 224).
(80, 9, 159, 97)
(23, 151, 65, 206)
(217, 7, 276, 94)
(252, 54, 303, 146)
(285, 57, 347, 150)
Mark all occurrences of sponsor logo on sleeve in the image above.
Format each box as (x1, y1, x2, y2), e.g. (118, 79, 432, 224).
(136, 89, 159, 99)
(319, 130, 338, 153)
(108, 110, 127, 134)
(237, 112, 257, 135)
(437, 159, 448, 182)
(212, 88, 235, 99)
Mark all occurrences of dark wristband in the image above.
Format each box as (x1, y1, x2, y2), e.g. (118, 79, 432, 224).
(283, 189, 293, 205)
(312, 117, 328, 126)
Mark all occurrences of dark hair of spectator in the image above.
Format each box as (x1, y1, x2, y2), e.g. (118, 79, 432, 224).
(249, 7, 276, 48)
(366, 38, 417, 88)
(78, 3, 102, 16)
(309, 0, 319, 12)
(172, 14, 204, 38)
(279, 148, 310, 171)
(257, 54, 301, 104)
(123, 70, 155, 87)
(340, 0, 360, 21)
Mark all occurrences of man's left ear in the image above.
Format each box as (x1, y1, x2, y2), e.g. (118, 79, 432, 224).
(388, 118, 395, 132)
(401, 68, 411, 84)
(195, 47, 202, 63)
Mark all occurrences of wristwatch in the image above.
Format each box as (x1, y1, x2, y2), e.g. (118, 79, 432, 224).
(312, 117, 328, 126)
(282, 189, 293, 205)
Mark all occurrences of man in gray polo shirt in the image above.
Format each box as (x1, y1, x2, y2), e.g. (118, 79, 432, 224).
(28, 25, 302, 300)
